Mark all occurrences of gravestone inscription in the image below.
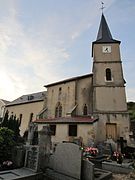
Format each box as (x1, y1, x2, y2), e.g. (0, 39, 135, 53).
(24, 145, 39, 172)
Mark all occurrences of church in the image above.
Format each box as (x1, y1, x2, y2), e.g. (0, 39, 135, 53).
(35, 13, 130, 146)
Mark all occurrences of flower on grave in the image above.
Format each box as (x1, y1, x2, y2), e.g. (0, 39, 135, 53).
(3, 161, 13, 166)
(84, 147, 98, 156)
(113, 151, 125, 164)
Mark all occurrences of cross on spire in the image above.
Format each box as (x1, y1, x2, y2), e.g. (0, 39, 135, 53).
(100, 2, 105, 13)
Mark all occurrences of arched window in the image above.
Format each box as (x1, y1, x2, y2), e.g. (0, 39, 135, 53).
(83, 104, 88, 115)
(55, 102, 62, 118)
(106, 68, 112, 81)
(55, 107, 58, 118)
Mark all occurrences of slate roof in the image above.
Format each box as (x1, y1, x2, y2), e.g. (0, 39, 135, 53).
(45, 74, 93, 87)
(0, 99, 10, 104)
(6, 91, 46, 106)
(93, 14, 120, 44)
(35, 116, 98, 124)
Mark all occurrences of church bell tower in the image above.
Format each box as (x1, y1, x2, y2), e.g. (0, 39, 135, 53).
(92, 14, 130, 142)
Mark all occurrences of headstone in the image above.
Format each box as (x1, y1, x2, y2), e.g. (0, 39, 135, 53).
(24, 145, 39, 172)
(49, 143, 82, 179)
(38, 126, 52, 169)
(12, 145, 25, 167)
(27, 122, 37, 145)
(106, 138, 117, 152)
(103, 143, 113, 156)
(97, 142, 112, 157)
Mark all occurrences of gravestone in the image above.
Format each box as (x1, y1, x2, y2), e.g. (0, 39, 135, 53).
(24, 145, 40, 172)
(38, 126, 52, 169)
(12, 145, 25, 168)
(106, 138, 117, 152)
(27, 122, 38, 145)
(49, 143, 82, 179)
(97, 142, 112, 157)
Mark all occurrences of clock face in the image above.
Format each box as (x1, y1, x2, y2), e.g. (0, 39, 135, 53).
(102, 46, 111, 53)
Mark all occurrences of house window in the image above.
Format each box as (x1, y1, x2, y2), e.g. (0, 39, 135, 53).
(83, 104, 88, 115)
(50, 125, 56, 136)
(55, 102, 62, 118)
(69, 125, 77, 136)
(106, 68, 112, 81)
(29, 113, 33, 122)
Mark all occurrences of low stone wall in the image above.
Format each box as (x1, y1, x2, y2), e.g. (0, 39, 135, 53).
(102, 161, 134, 174)
(81, 160, 94, 180)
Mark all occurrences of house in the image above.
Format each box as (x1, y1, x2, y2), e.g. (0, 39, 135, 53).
(35, 13, 130, 145)
(5, 91, 46, 136)
(0, 99, 10, 123)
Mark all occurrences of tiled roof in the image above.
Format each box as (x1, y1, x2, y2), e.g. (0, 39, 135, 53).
(34, 116, 98, 124)
(6, 91, 46, 106)
(45, 74, 93, 87)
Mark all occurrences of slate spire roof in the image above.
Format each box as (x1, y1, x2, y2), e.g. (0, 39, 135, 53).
(93, 13, 120, 44)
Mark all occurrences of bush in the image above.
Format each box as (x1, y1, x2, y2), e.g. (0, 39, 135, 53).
(0, 127, 15, 164)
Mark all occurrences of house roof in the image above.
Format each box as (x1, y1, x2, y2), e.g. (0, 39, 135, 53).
(45, 74, 93, 87)
(34, 116, 98, 124)
(93, 14, 120, 44)
(6, 91, 46, 107)
(0, 99, 10, 105)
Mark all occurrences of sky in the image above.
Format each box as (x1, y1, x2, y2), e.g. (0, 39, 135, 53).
(0, 0, 135, 102)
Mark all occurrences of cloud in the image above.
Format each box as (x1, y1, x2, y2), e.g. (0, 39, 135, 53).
(126, 88, 135, 102)
(0, 0, 117, 101)
(0, 3, 72, 100)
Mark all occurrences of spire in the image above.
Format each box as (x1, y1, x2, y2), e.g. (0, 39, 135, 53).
(94, 14, 120, 44)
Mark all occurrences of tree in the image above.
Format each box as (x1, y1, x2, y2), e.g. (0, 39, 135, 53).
(1, 110, 9, 127)
(127, 102, 135, 120)
(0, 127, 15, 163)
(1, 112, 21, 141)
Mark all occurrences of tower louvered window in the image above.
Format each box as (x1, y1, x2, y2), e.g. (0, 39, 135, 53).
(83, 104, 88, 115)
(106, 68, 112, 81)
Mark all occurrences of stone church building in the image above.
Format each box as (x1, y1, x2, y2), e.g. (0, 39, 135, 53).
(35, 14, 130, 146)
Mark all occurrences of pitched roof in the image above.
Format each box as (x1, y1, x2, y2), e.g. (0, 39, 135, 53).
(0, 99, 11, 105)
(35, 116, 98, 124)
(93, 14, 120, 44)
(45, 74, 93, 87)
(6, 91, 46, 107)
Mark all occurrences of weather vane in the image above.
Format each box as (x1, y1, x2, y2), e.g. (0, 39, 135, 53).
(100, 1, 105, 13)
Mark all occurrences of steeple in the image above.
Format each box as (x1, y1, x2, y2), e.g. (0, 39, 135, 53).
(93, 14, 120, 44)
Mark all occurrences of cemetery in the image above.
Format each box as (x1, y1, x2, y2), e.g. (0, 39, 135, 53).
(0, 124, 135, 180)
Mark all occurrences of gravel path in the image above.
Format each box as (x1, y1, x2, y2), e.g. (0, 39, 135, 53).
(112, 172, 135, 180)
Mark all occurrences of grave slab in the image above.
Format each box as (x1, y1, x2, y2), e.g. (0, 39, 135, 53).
(102, 161, 134, 174)
(0, 168, 42, 180)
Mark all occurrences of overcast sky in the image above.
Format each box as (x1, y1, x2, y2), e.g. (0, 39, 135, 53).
(0, 0, 135, 102)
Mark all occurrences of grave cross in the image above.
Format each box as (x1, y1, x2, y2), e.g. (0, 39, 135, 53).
(117, 137, 127, 154)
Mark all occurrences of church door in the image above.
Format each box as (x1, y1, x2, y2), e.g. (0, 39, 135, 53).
(106, 123, 117, 141)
